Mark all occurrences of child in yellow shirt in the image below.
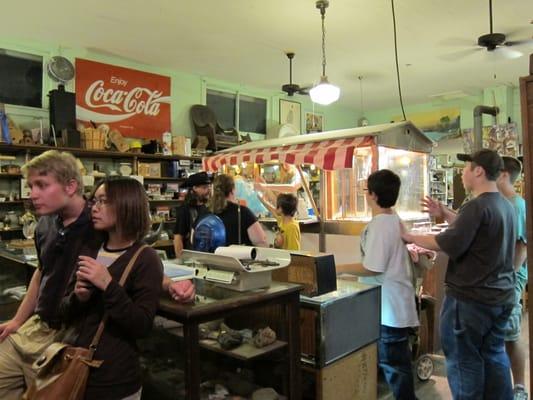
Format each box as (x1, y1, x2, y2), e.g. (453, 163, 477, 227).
(261, 193, 301, 250)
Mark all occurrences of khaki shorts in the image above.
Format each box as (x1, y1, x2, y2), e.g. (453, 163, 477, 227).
(9, 315, 61, 356)
(0, 315, 64, 400)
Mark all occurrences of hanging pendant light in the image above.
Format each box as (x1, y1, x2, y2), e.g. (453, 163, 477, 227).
(309, 0, 340, 106)
(357, 76, 369, 126)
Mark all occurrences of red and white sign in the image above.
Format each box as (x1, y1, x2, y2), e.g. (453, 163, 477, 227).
(75, 58, 171, 139)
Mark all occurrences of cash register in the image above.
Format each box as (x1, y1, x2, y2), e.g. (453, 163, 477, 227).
(173, 245, 290, 291)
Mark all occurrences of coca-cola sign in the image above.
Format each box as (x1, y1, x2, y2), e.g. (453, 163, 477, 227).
(75, 58, 171, 139)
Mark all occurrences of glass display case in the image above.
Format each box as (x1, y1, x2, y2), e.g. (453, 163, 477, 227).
(323, 146, 428, 221)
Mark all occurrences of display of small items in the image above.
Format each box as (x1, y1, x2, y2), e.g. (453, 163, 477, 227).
(198, 320, 277, 351)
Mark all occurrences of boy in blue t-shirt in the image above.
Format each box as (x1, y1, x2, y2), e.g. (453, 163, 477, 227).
(497, 156, 528, 400)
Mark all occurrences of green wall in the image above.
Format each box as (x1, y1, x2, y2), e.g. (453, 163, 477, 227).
(362, 85, 521, 134)
(0, 38, 356, 140)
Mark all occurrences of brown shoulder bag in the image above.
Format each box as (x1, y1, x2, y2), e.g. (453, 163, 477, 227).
(23, 245, 148, 400)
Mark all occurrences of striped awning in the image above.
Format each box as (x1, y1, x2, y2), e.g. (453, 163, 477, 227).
(203, 135, 375, 171)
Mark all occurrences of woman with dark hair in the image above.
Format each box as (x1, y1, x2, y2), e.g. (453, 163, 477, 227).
(63, 177, 163, 400)
(209, 174, 267, 247)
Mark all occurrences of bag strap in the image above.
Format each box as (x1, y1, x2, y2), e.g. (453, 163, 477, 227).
(88, 244, 148, 355)
(237, 204, 241, 245)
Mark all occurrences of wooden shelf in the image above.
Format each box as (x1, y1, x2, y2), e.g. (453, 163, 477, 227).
(166, 326, 287, 361)
(148, 199, 182, 204)
(152, 219, 176, 224)
(0, 143, 202, 162)
(0, 173, 22, 179)
(143, 177, 186, 183)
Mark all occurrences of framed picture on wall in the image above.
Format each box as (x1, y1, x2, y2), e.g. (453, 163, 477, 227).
(279, 99, 301, 134)
(305, 112, 324, 133)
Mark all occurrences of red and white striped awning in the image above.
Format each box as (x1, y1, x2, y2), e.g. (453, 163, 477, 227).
(203, 135, 375, 171)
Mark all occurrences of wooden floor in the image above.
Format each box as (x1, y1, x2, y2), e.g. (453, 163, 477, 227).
(378, 313, 530, 399)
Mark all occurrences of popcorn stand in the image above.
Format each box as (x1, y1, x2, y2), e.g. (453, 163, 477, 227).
(203, 121, 433, 264)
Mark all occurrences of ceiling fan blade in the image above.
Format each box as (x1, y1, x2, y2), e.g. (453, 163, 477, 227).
(505, 38, 533, 47)
(297, 83, 314, 95)
(439, 47, 481, 61)
(492, 46, 523, 59)
(504, 27, 533, 40)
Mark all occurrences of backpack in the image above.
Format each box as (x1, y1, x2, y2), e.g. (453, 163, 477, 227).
(191, 204, 242, 253)
(192, 213, 226, 253)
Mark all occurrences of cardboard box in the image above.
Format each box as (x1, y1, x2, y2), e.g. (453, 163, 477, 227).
(138, 162, 161, 178)
(172, 135, 192, 156)
(303, 342, 378, 400)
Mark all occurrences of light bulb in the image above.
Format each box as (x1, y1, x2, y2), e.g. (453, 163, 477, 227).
(310, 76, 340, 105)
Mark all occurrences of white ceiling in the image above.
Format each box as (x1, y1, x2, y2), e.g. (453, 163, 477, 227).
(1, 0, 532, 111)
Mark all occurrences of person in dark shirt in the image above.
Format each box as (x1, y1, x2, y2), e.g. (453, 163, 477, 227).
(173, 172, 212, 255)
(65, 177, 163, 399)
(402, 149, 516, 400)
(0, 150, 100, 400)
(209, 174, 267, 247)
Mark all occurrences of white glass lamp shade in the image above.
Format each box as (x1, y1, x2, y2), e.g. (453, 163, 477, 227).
(309, 76, 340, 105)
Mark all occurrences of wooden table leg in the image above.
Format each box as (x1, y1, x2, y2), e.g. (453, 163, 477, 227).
(183, 322, 200, 400)
(287, 292, 301, 399)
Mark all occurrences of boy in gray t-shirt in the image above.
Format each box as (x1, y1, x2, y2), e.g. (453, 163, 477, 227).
(340, 169, 418, 400)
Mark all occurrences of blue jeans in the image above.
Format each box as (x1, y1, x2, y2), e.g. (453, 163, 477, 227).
(440, 295, 513, 400)
(378, 325, 417, 400)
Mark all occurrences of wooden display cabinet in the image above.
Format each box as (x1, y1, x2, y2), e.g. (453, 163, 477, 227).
(157, 280, 303, 400)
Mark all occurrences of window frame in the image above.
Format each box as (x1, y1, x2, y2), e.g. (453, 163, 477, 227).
(205, 85, 269, 136)
(0, 47, 48, 110)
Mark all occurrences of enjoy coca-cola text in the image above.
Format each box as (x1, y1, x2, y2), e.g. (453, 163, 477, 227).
(84, 80, 165, 116)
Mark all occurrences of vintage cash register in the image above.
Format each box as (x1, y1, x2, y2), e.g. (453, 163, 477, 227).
(180, 245, 291, 291)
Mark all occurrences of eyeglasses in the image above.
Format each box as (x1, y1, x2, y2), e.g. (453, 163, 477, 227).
(89, 198, 109, 209)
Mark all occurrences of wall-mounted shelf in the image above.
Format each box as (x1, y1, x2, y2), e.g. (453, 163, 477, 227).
(0, 201, 25, 206)
(0, 143, 202, 162)
(0, 143, 200, 240)
(143, 177, 186, 183)
(0, 174, 23, 179)
(148, 199, 182, 204)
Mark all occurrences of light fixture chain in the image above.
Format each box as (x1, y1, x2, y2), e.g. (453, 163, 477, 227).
(359, 76, 364, 115)
(321, 12, 326, 76)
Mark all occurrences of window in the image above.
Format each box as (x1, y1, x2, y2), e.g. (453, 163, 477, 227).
(239, 95, 266, 134)
(0, 49, 43, 108)
(206, 89, 236, 130)
(206, 89, 266, 135)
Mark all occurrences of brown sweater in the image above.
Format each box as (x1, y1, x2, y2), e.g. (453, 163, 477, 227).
(63, 242, 163, 400)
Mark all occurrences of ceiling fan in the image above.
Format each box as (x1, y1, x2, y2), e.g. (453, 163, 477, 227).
(281, 52, 311, 96)
(443, 0, 532, 60)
